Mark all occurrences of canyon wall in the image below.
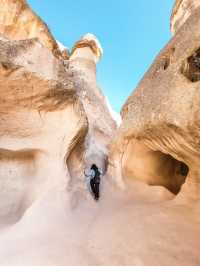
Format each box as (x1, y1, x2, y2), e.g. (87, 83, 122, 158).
(0, 0, 65, 58)
(171, 0, 200, 33)
(67, 34, 117, 192)
(0, 1, 200, 266)
(0, 0, 117, 223)
(109, 0, 200, 201)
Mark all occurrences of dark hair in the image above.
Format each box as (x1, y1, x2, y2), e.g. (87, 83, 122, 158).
(91, 164, 98, 171)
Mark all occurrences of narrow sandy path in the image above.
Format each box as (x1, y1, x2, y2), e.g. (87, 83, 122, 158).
(0, 178, 199, 266)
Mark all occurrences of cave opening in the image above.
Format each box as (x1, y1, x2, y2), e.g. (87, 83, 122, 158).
(181, 48, 200, 82)
(170, 156, 189, 194)
(122, 140, 189, 195)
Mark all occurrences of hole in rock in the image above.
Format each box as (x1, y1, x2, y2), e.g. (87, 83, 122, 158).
(155, 57, 170, 73)
(181, 48, 200, 82)
(122, 140, 189, 195)
(163, 58, 170, 70)
(155, 47, 175, 73)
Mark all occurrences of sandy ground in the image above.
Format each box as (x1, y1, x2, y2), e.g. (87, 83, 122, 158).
(0, 177, 200, 266)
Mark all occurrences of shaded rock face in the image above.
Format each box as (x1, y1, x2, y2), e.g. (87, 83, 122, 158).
(110, 4, 200, 201)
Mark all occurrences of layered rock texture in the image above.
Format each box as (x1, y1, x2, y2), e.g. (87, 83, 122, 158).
(0, 0, 200, 266)
(108, 2, 200, 263)
(110, 0, 200, 200)
(171, 0, 200, 33)
(68, 33, 117, 185)
(0, 0, 117, 256)
(0, 35, 88, 225)
(0, 0, 67, 58)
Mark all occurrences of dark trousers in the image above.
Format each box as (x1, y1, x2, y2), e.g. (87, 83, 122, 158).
(90, 178, 100, 200)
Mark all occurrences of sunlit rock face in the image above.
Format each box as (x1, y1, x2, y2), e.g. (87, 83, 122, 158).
(0, 1, 117, 224)
(67, 33, 117, 182)
(110, 2, 200, 202)
(0, 1, 117, 197)
(0, 0, 63, 58)
(1, 1, 200, 266)
(171, 0, 200, 33)
(0, 36, 87, 226)
(106, 4, 200, 264)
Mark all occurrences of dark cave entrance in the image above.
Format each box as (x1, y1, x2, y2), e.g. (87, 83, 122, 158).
(181, 47, 200, 82)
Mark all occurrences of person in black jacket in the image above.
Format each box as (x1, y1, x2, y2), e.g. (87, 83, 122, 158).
(90, 164, 101, 200)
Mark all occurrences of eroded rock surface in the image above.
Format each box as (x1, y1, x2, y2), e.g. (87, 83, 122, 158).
(67, 33, 117, 187)
(0, 36, 88, 226)
(107, 3, 200, 264)
(0, 0, 118, 222)
(109, 0, 200, 200)
(0, 0, 200, 266)
(171, 0, 200, 33)
(0, 0, 64, 58)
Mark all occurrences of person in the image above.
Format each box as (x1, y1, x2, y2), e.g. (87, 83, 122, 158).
(84, 164, 101, 200)
(90, 164, 101, 200)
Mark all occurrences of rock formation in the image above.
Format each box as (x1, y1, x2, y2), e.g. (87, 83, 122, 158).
(0, 35, 88, 225)
(171, 0, 200, 33)
(67, 33, 117, 188)
(0, 0, 121, 263)
(106, 2, 200, 264)
(0, 0, 64, 58)
(0, 0, 200, 265)
(110, 0, 200, 200)
(0, 0, 117, 223)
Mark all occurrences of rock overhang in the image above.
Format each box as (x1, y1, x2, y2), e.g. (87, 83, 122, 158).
(70, 33, 103, 62)
(0, 37, 78, 110)
(109, 5, 200, 198)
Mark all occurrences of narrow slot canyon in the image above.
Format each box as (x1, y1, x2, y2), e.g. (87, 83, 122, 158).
(0, 0, 200, 265)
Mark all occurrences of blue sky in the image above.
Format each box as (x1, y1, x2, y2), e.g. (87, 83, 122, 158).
(28, 0, 175, 112)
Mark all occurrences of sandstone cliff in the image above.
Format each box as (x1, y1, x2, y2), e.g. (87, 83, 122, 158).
(106, 3, 200, 263)
(109, 0, 200, 200)
(0, 1, 200, 266)
(171, 0, 200, 33)
(0, 35, 88, 225)
(0, 0, 66, 58)
(67, 33, 117, 190)
(0, 0, 117, 221)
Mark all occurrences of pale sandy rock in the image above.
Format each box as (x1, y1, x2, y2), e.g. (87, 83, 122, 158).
(171, 0, 200, 33)
(71, 33, 103, 63)
(0, 1, 117, 198)
(0, 0, 117, 226)
(0, 36, 87, 226)
(67, 33, 117, 186)
(0, 0, 62, 58)
(0, 1, 200, 266)
(110, 4, 200, 203)
(1, 175, 200, 266)
(106, 4, 200, 264)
